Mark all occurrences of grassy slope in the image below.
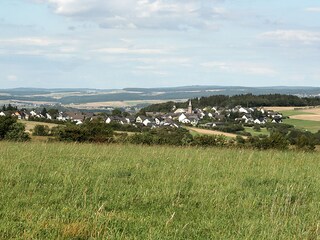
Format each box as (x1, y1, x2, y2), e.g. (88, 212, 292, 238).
(1, 142, 320, 239)
(283, 118, 320, 133)
(244, 127, 269, 136)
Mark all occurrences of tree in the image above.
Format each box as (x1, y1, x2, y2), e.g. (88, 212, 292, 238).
(41, 108, 48, 117)
(253, 124, 261, 132)
(112, 108, 122, 116)
(48, 109, 59, 119)
(0, 116, 17, 139)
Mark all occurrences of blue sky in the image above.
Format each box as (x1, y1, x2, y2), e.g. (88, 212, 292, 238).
(0, 0, 320, 89)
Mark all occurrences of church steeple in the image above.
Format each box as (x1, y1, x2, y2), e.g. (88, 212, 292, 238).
(187, 99, 192, 114)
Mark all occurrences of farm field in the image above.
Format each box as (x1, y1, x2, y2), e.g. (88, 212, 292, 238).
(186, 126, 241, 138)
(1, 142, 320, 239)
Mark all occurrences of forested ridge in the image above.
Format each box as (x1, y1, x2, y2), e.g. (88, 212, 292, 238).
(142, 94, 320, 112)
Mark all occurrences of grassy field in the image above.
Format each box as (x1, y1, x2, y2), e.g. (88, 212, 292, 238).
(283, 118, 320, 133)
(281, 110, 315, 117)
(1, 142, 320, 239)
(244, 127, 269, 137)
(19, 120, 60, 134)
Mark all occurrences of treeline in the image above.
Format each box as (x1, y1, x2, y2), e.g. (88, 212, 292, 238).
(50, 121, 319, 151)
(1, 115, 318, 151)
(142, 94, 320, 112)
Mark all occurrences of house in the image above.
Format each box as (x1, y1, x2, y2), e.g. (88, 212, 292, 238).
(12, 112, 22, 120)
(57, 112, 68, 121)
(136, 115, 147, 124)
(178, 113, 188, 123)
(239, 107, 249, 114)
(65, 112, 86, 123)
(174, 108, 186, 114)
(29, 110, 38, 117)
(242, 114, 253, 123)
(142, 118, 152, 126)
(0, 111, 6, 116)
(154, 117, 164, 125)
(46, 113, 52, 120)
(254, 117, 267, 125)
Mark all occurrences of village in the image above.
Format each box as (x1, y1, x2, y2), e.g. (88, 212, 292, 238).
(0, 100, 284, 132)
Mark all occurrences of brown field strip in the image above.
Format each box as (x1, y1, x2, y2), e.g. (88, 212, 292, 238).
(290, 115, 320, 122)
(187, 127, 245, 139)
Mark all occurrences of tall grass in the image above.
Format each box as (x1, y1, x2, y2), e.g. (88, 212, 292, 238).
(0, 142, 319, 239)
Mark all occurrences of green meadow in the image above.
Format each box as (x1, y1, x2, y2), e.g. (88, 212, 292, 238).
(1, 142, 320, 239)
(283, 118, 320, 133)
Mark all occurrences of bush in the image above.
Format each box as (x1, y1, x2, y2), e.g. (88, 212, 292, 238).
(0, 116, 16, 140)
(296, 135, 315, 151)
(127, 127, 193, 146)
(4, 123, 30, 142)
(0, 116, 30, 142)
(33, 125, 50, 136)
(193, 135, 217, 147)
(213, 124, 244, 133)
(56, 121, 113, 143)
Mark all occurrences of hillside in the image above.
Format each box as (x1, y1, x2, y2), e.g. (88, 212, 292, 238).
(1, 86, 320, 108)
(1, 142, 319, 239)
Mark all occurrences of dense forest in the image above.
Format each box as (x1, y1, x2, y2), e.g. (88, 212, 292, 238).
(142, 94, 320, 112)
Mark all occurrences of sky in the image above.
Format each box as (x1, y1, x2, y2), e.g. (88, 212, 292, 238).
(0, 0, 320, 89)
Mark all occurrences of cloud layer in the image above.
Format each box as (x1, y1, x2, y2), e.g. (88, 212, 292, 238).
(39, 0, 226, 30)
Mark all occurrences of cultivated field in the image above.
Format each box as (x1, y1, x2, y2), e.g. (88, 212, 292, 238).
(187, 126, 242, 138)
(64, 99, 186, 109)
(1, 142, 320, 239)
(275, 107, 320, 133)
(272, 106, 320, 122)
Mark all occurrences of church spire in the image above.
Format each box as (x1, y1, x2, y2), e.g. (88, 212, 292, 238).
(187, 99, 192, 114)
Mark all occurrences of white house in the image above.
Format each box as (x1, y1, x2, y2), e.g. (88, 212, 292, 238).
(142, 118, 152, 126)
(30, 110, 37, 117)
(0, 112, 6, 116)
(178, 113, 187, 123)
(239, 107, 249, 114)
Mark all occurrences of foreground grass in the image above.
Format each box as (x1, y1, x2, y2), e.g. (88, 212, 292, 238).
(0, 142, 320, 239)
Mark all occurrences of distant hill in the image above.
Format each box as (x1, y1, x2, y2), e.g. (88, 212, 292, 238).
(0, 86, 319, 105)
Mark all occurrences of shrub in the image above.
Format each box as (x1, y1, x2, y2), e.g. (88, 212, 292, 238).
(0, 116, 17, 140)
(4, 122, 30, 142)
(56, 121, 114, 143)
(33, 125, 50, 136)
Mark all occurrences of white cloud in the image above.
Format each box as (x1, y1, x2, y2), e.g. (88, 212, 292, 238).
(259, 30, 320, 44)
(93, 47, 166, 55)
(305, 7, 320, 12)
(7, 75, 18, 81)
(36, 0, 226, 30)
(201, 62, 276, 75)
(0, 37, 62, 46)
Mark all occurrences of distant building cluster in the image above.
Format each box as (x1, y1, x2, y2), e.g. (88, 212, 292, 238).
(0, 100, 284, 129)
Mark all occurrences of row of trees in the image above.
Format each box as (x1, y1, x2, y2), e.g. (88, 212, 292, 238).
(142, 94, 320, 112)
(49, 121, 318, 151)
